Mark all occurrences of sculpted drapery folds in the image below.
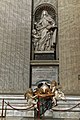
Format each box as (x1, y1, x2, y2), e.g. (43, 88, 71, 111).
(32, 10, 57, 51)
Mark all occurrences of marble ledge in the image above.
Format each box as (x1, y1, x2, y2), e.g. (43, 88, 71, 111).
(30, 60, 59, 66)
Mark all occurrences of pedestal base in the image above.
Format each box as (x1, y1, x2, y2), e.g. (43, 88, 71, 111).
(34, 51, 55, 60)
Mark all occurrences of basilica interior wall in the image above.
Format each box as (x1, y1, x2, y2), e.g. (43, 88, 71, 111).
(58, 0, 80, 94)
(0, 0, 80, 95)
(0, 0, 31, 93)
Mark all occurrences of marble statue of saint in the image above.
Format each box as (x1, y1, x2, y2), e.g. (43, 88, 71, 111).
(33, 10, 57, 51)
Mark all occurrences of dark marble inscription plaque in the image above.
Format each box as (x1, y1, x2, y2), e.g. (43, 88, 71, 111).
(34, 51, 55, 60)
(32, 66, 59, 85)
(34, 53, 55, 60)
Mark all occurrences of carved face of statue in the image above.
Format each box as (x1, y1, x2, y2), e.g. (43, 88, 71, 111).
(51, 80, 57, 87)
(41, 10, 48, 18)
(32, 29, 36, 34)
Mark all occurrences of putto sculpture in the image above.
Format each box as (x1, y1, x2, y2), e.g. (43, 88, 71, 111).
(32, 10, 57, 51)
(24, 80, 65, 117)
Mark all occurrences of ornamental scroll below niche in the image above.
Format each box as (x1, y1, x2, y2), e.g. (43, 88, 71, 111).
(32, 10, 57, 52)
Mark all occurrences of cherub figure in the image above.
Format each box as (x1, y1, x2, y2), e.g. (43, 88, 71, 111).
(32, 29, 41, 51)
(50, 80, 66, 106)
(24, 88, 38, 109)
(50, 80, 58, 106)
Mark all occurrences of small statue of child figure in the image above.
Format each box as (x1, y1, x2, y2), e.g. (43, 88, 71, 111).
(24, 88, 38, 110)
(50, 80, 58, 106)
(50, 80, 66, 107)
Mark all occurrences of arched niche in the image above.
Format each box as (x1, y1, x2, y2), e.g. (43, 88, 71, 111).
(34, 3, 57, 24)
(32, 3, 58, 60)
